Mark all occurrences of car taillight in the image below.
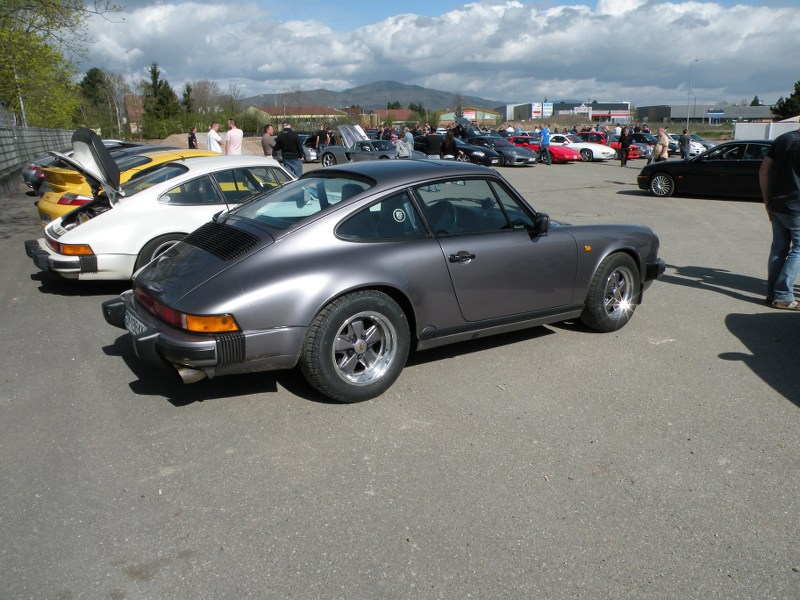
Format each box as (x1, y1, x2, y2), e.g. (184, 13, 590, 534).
(45, 237, 94, 255)
(57, 193, 92, 206)
(133, 285, 240, 333)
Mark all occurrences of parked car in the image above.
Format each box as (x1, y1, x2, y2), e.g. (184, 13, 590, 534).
(25, 136, 293, 281)
(413, 134, 502, 166)
(508, 135, 581, 163)
(23, 140, 145, 194)
(629, 132, 680, 155)
(319, 125, 425, 166)
(607, 135, 643, 160)
(637, 139, 771, 198)
(462, 136, 536, 166)
(691, 133, 717, 150)
(296, 134, 320, 162)
(668, 133, 705, 157)
(548, 134, 617, 161)
(99, 135, 665, 403)
(35, 148, 215, 226)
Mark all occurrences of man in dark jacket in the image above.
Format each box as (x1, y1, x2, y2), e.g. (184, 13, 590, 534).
(274, 122, 304, 177)
(760, 127, 800, 309)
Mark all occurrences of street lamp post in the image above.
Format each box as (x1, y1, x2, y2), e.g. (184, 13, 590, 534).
(686, 59, 698, 130)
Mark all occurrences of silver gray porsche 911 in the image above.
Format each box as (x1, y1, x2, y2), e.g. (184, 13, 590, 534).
(103, 150, 665, 403)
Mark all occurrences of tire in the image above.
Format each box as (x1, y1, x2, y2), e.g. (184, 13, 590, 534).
(580, 253, 640, 332)
(649, 173, 675, 197)
(378, 155, 390, 159)
(580, 148, 593, 162)
(321, 153, 337, 167)
(134, 233, 185, 272)
(301, 290, 410, 403)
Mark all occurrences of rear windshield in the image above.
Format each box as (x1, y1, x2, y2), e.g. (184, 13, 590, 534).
(230, 175, 373, 230)
(121, 164, 189, 196)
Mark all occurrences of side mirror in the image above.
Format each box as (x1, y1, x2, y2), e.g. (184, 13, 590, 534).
(534, 212, 550, 235)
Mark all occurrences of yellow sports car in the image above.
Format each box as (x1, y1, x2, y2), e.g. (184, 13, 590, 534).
(36, 148, 217, 226)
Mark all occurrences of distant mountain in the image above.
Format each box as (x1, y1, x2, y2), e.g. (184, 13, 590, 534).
(241, 80, 506, 112)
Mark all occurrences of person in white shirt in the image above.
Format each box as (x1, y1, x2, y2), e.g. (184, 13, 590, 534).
(226, 119, 243, 155)
(207, 122, 223, 153)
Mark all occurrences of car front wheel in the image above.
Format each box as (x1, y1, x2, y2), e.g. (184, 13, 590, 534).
(301, 290, 410, 403)
(580, 253, 640, 332)
(649, 173, 675, 197)
(321, 153, 337, 167)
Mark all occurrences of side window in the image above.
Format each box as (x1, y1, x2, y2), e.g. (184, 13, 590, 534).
(413, 178, 534, 235)
(708, 144, 743, 160)
(337, 192, 425, 240)
(161, 174, 220, 205)
(744, 144, 769, 160)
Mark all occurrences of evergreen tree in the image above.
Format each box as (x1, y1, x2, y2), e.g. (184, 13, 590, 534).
(771, 80, 800, 121)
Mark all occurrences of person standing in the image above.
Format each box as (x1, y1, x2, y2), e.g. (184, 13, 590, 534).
(650, 127, 670, 163)
(207, 122, 223, 154)
(679, 129, 692, 160)
(315, 125, 329, 152)
(619, 126, 632, 167)
(422, 126, 442, 159)
(261, 124, 276, 157)
(538, 124, 551, 165)
(225, 119, 243, 155)
(274, 121, 304, 177)
(188, 127, 198, 149)
(759, 127, 800, 310)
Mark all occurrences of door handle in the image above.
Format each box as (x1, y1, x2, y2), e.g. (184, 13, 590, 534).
(449, 251, 476, 263)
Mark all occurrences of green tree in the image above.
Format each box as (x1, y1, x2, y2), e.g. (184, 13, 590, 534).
(386, 100, 401, 110)
(140, 62, 182, 138)
(77, 67, 130, 137)
(182, 83, 194, 114)
(771, 80, 800, 121)
(0, 0, 118, 126)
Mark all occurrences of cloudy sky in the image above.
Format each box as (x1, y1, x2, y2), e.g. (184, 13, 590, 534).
(79, 0, 800, 107)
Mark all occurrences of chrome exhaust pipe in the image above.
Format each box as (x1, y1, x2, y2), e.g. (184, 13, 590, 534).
(177, 367, 207, 384)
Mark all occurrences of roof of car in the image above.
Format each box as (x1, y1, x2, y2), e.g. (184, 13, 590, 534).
(311, 158, 494, 186)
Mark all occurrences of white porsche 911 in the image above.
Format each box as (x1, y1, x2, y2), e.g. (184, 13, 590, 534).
(26, 136, 294, 281)
(548, 133, 618, 162)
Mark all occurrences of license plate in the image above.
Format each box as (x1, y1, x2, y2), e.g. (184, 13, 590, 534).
(125, 311, 147, 336)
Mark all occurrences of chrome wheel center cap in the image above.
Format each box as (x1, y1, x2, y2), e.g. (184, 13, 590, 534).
(353, 339, 367, 354)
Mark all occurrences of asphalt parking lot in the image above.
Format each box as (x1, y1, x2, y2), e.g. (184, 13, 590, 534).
(1, 157, 798, 599)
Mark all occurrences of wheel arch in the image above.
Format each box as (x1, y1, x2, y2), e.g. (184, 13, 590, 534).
(305, 283, 419, 349)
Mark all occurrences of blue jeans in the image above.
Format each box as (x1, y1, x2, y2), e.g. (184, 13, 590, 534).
(283, 158, 303, 178)
(767, 211, 800, 302)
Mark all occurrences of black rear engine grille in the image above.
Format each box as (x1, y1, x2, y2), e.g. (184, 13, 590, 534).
(183, 222, 260, 261)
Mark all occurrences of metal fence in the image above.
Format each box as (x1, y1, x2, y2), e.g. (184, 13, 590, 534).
(0, 126, 74, 194)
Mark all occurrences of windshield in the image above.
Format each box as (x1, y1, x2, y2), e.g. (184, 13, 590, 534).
(566, 135, 582, 143)
(121, 164, 189, 197)
(231, 175, 374, 230)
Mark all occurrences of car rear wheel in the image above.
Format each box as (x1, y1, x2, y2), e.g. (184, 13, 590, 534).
(134, 233, 185, 272)
(580, 148, 593, 162)
(301, 290, 410, 403)
(580, 253, 640, 332)
(321, 153, 337, 167)
(649, 173, 675, 197)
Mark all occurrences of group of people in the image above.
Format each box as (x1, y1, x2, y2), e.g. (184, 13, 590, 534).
(190, 120, 244, 156)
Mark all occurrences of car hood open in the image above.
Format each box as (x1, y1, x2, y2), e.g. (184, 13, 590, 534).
(48, 128, 123, 205)
(337, 124, 370, 148)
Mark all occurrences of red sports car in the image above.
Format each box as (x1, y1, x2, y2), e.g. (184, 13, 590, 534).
(509, 136, 581, 163)
(575, 131, 641, 160)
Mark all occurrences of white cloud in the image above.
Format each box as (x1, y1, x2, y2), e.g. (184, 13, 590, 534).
(78, 1, 800, 106)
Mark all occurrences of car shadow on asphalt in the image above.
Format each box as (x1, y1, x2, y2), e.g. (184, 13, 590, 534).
(102, 334, 338, 406)
(30, 271, 131, 297)
(102, 326, 558, 407)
